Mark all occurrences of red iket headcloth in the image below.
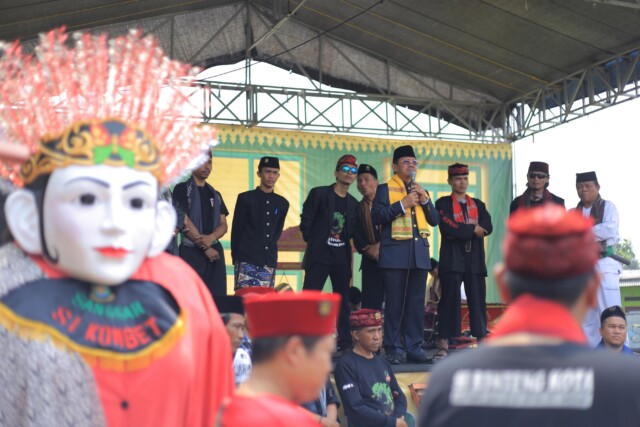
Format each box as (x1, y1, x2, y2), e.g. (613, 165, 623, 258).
(336, 154, 357, 170)
(447, 163, 469, 177)
(350, 309, 382, 328)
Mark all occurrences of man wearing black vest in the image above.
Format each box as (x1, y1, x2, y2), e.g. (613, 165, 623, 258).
(173, 150, 229, 296)
(301, 154, 359, 352)
(231, 156, 289, 290)
(574, 171, 622, 347)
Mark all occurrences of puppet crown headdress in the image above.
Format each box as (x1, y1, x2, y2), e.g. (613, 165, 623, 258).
(0, 28, 214, 186)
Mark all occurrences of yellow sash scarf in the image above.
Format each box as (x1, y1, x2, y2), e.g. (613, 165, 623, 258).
(388, 175, 430, 240)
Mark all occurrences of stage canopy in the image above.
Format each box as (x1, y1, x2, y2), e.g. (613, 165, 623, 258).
(2, 0, 640, 141)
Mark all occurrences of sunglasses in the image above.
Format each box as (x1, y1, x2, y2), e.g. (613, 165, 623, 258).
(528, 173, 548, 179)
(340, 165, 358, 174)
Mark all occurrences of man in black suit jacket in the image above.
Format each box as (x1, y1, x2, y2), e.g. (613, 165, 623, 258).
(371, 145, 440, 364)
(300, 154, 359, 351)
(231, 156, 289, 290)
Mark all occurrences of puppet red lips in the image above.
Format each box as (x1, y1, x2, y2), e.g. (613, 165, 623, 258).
(95, 247, 131, 258)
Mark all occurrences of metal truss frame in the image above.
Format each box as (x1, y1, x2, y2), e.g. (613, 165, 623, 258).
(504, 48, 640, 142)
(197, 46, 640, 143)
(136, 1, 640, 143)
(13, 1, 640, 143)
(198, 81, 508, 142)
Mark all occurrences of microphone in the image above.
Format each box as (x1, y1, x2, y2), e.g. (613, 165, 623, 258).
(409, 170, 416, 190)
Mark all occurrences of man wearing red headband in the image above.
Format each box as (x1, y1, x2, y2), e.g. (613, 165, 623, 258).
(335, 309, 408, 427)
(419, 206, 640, 427)
(300, 154, 359, 353)
(434, 163, 492, 360)
(220, 291, 341, 426)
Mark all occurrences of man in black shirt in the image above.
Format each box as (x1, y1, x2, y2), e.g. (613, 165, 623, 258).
(419, 206, 640, 427)
(173, 150, 229, 296)
(510, 161, 564, 215)
(335, 309, 408, 427)
(231, 156, 289, 290)
(435, 163, 492, 359)
(300, 154, 359, 352)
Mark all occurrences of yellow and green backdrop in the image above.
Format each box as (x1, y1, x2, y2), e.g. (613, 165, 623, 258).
(206, 124, 512, 303)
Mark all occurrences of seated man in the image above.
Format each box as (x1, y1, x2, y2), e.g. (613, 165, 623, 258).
(230, 286, 278, 382)
(335, 309, 408, 427)
(597, 305, 635, 355)
(220, 291, 341, 426)
(214, 295, 251, 386)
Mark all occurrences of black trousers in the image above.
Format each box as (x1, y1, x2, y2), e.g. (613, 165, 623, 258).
(382, 268, 428, 356)
(303, 262, 352, 349)
(179, 242, 227, 297)
(361, 258, 384, 311)
(437, 271, 487, 339)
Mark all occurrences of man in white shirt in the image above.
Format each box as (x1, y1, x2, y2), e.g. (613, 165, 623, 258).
(575, 171, 622, 347)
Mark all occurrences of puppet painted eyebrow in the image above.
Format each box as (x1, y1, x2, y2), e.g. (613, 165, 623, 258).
(64, 177, 153, 190)
(123, 181, 153, 190)
(65, 176, 110, 188)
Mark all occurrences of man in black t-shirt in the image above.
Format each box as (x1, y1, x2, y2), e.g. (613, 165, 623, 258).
(419, 206, 640, 427)
(300, 154, 358, 352)
(335, 309, 408, 427)
(173, 150, 229, 296)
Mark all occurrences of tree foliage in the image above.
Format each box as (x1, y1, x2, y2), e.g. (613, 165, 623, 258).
(616, 239, 639, 270)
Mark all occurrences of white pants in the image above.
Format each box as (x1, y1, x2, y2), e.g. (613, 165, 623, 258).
(582, 270, 622, 347)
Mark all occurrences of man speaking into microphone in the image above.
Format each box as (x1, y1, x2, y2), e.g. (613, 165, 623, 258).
(371, 145, 440, 364)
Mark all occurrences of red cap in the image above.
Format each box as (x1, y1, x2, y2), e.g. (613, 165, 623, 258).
(235, 286, 276, 297)
(350, 309, 382, 328)
(504, 205, 599, 279)
(243, 291, 340, 338)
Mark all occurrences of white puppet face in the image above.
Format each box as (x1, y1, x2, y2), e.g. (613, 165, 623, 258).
(34, 164, 173, 285)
